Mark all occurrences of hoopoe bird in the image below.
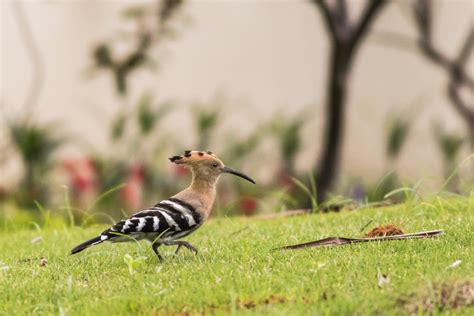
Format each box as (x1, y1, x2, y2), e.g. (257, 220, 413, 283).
(70, 150, 255, 261)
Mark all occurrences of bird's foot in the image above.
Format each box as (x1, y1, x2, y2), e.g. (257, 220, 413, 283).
(152, 242, 164, 262)
(165, 240, 198, 256)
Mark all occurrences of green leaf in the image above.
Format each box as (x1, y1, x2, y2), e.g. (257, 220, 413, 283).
(137, 95, 155, 135)
(433, 124, 465, 163)
(93, 44, 112, 67)
(8, 121, 62, 166)
(111, 114, 127, 141)
(386, 114, 411, 160)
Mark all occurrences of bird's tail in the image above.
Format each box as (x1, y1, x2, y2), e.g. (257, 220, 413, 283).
(70, 235, 106, 255)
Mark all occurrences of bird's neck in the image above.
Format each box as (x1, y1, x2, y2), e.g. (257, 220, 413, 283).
(190, 172, 218, 194)
(176, 172, 218, 220)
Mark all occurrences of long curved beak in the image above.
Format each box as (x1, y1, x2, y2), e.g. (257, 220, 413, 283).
(223, 166, 256, 184)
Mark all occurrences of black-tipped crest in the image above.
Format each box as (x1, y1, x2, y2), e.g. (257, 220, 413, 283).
(169, 150, 255, 185)
(169, 155, 183, 162)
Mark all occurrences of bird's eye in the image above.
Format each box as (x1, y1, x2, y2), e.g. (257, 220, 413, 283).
(211, 163, 219, 168)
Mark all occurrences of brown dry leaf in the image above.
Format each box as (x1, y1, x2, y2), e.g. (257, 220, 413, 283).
(367, 224, 404, 237)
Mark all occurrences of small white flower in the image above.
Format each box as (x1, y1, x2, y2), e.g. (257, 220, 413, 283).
(67, 275, 73, 294)
(448, 260, 462, 269)
(31, 236, 43, 244)
(377, 270, 390, 288)
(215, 276, 222, 284)
(0, 261, 9, 272)
(310, 262, 327, 273)
(317, 262, 327, 270)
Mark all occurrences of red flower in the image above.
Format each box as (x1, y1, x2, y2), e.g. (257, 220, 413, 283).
(129, 164, 146, 182)
(239, 196, 258, 216)
(63, 158, 97, 196)
(275, 166, 295, 188)
(121, 163, 146, 210)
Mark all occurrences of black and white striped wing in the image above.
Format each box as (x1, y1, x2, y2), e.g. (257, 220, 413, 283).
(101, 198, 202, 242)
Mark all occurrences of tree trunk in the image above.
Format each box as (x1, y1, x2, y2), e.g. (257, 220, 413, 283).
(315, 42, 352, 202)
(309, 0, 387, 204)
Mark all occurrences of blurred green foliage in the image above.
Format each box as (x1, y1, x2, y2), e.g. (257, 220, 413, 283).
(268, 113, 306, 174)
(386, 113, 412, 161)
(434, 124, 465, 169)
(5, 121, 63, 206)
(92, 1, 183, 96)
(111, 114, 127, 141)
(433, 123, 465, 191)
(137, 94, 172, 136)
(193, 106, 220, 150)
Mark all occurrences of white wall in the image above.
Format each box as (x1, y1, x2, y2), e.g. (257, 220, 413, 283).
(1, 0, 473, 187)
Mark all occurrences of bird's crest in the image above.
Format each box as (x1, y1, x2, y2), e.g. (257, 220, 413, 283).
(169, 150, 219, 165)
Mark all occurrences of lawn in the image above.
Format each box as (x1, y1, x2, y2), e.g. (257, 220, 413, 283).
(0, 195, 473, 315)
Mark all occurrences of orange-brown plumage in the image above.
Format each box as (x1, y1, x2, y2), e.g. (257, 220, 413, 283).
(169, 150, 253, 220)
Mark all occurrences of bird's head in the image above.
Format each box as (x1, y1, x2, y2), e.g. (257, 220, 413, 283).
(169, 150, 256, 184)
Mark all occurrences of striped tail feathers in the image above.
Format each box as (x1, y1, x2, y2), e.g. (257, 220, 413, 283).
(70, 235, 108, 255)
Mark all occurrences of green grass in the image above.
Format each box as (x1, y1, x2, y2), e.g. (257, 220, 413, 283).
(0, 196, 473, 315)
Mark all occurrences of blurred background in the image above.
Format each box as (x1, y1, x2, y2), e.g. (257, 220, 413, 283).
(1, 0, 473, 226)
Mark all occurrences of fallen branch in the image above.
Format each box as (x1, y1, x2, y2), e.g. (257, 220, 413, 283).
(276, 229, 443, 250)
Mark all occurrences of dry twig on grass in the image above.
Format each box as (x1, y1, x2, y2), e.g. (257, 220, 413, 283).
(276, 229, 443, 250)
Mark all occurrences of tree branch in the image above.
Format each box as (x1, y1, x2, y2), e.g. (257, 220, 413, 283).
(350, 0, 388, 52)
(410, 0, 474, 147)
(418, 40, 456, 79)
(457, 27, 474, 67)
(448, 83, 474, 124)
(334, 0, 349, 32)
(412, 0, 432, 41)
(312, 0, 337, 41)
(412, 0, 474, 89)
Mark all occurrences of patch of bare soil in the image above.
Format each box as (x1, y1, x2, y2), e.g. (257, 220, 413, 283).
(238, 294, 289, 309)
(157, 295, 294, 315)
(399, 279, 474, 314)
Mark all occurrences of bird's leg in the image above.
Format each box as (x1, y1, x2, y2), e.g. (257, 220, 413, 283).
(164, 240, 198, 255)
(151, 242, 164, 262)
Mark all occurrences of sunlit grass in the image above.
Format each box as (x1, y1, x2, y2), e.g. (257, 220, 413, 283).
(0, 195, 472, 315)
